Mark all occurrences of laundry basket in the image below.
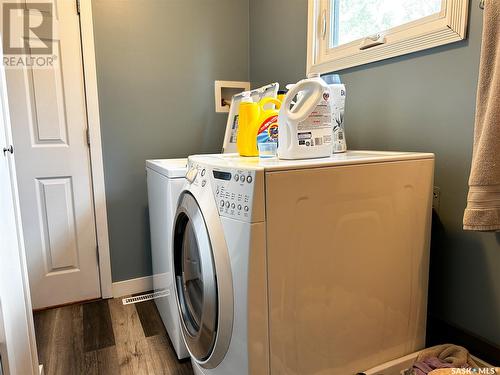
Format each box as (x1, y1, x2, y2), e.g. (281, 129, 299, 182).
(361, 349, 493, 375)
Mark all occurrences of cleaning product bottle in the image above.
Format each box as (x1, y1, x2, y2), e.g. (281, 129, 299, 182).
(278, 73, 333, 159)
(323, 74, 347, 153)
(277, 90, 288, 103)
(256, 97, 281, 146)
(330, 84, 347, 153)
(236, 94, 260, 156)
(237, 96, 281, 156)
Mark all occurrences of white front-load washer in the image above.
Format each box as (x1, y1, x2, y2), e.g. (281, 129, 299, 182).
(172, 151, 434, 375)
(145, 84, 280, 361)
(146, 158, 189, 359)
(145, 83, 280, 361)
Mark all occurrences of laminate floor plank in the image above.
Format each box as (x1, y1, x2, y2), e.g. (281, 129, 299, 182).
(108, 298, 156, 375)
(147, 335, 194, 375)
(34, 304, 86, 375)
(82, 350, 99, 375)
(135, 300, 167, 337)
(83, 299, 116, 352)
(33, 307, 56, 370)
(34, 298, 193, 375)
(84, 345, 121, 375)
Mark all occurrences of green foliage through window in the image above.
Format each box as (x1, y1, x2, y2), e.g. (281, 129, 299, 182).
(330, 0, 443, 47)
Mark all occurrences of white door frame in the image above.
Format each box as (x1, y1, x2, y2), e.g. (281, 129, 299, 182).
(79, 1, 112, 298)
(0, 38, 39, 374)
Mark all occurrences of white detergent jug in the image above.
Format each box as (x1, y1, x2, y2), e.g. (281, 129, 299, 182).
(278, 74, 333, 159)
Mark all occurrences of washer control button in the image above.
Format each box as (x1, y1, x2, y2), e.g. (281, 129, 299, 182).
(234, 174, 239, 182)
(237, 204, 242, 210)
(225, 201, 230, 208)
(244, 206, 249, 212)
(201, 169, 206, 177)
(201, 180, 206, 187)
(220, 200, 225, 207)
(240, 174, 245, 182)
(246, 175, 253, 183)
(231, 203, 235, 209)
(186, 167, 198, 183)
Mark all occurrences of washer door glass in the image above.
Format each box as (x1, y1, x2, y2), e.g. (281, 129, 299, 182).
(181, 221, 203, 332)
(174, 193, 217, 361)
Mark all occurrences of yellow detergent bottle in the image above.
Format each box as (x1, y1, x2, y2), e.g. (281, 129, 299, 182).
(237, 96, 281, 157)
(237, 95, 260, 156)
(277, 90, 287, 103)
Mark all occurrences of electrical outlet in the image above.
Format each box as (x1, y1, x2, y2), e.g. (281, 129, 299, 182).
(433, 186, 441, 213)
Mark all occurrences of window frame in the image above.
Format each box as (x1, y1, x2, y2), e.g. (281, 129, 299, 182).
(307, 0, 470, 74)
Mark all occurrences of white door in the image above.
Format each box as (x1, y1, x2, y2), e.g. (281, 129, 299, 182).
(5, 0, 101, 308)
(0, 42, 38, 375)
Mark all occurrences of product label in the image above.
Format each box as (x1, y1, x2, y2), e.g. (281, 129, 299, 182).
(297, 90, 333, 148)
(230, 114, 239, 143)
(257, 115, 279, 144)
(330, 84, 347, 153)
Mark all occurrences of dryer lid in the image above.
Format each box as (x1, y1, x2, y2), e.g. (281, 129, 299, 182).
(146, 158, 188, 178)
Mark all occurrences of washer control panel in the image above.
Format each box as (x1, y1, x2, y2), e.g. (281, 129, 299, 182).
(186, 161, 256, 222)
(212, 168, 255, 221)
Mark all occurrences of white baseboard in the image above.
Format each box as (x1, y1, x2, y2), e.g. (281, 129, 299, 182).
(112, 275, 153, 298)
(39, 364, 44, 375)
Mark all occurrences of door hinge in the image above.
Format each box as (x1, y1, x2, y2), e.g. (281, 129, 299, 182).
(86, 128, 91, 146)
(76, 0, 81, 15)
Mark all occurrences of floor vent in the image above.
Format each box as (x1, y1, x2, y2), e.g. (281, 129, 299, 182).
(122, 290, 169, 305)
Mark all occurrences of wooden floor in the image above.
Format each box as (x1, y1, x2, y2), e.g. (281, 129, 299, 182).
(34, 298, 194, 375)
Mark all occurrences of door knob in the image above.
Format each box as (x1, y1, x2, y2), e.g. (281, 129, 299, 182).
(2, 145, 13, 155)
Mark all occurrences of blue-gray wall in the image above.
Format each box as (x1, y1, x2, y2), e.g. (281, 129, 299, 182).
(250, 0, 500, 346)
(92, 0, 249, 282)
(250, 0, 307, 88)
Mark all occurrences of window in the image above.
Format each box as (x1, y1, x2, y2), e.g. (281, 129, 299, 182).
(307, 0, 469, 74)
